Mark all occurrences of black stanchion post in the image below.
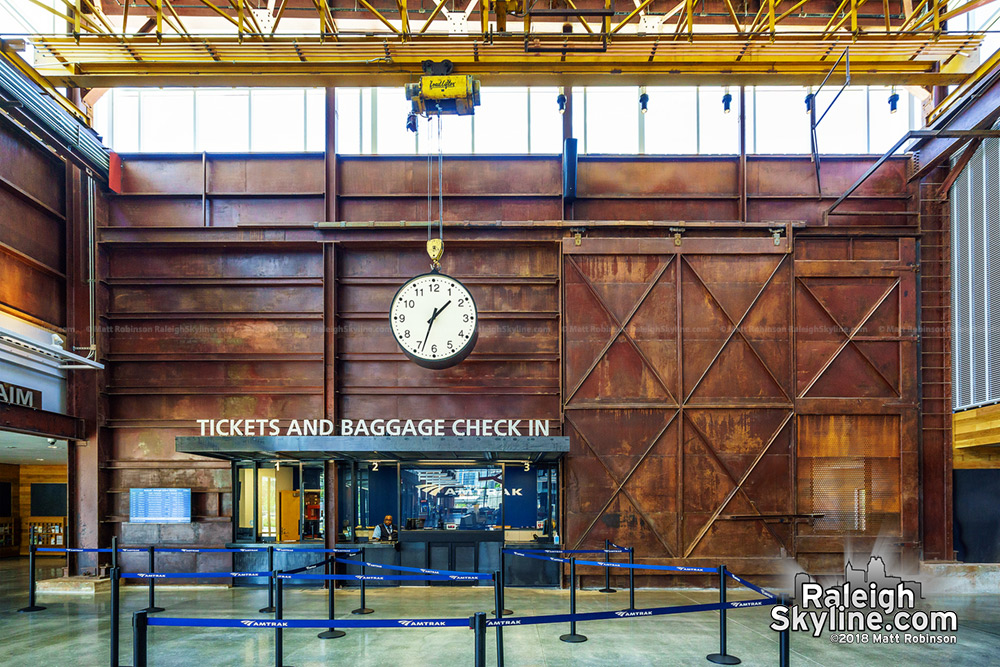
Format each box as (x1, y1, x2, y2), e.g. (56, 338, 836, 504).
(493, 572, 505, 667)
(351, 547, 373, 614)
(142, 546, 164, 613)
(318, 558, 345, 639)
(706, 564, 740, 665)
(493, 548, 512, 616)
(472, 612, 487, 667)
(260, 546, 276, 613)
(778, 594, 790, 667)
(132, 611, 148, 667)
(18, 526, 45, 613)
(599, 539, 615, 593)
(111, 535, 118, 570)
(274, 573, 289, 667)
(559, 557, 587, 643)
(110, 566, 121, 667)
(627, 547, 636, 611)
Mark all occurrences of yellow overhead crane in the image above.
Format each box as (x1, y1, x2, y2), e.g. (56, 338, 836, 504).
(5, 0, 990, 88)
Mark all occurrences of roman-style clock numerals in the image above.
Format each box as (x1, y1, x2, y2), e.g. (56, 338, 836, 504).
(389, 271, 479, 370)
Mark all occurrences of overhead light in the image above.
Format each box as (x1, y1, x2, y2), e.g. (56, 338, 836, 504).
(722, 88, 732, 114)
(36, 458, 44, 461)
(48, 445, 58, 449)
(405, 112, 418, 133)
(639, 87, 649, 114)
(889, 88, 899, 114)
(557, 87, 566, 114)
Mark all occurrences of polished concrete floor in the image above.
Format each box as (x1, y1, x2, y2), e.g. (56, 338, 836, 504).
(1, 557, 997, 666)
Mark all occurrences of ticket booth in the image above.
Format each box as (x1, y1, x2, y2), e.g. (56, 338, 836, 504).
(176, 433, 568, 586)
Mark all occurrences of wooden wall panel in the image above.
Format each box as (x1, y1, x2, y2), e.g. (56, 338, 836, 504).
(18, 465, 67, 555)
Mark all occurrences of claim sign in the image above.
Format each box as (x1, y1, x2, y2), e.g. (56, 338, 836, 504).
(0, 381, 41, 408)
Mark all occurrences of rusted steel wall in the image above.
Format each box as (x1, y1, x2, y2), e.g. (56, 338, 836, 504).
(0, 119, 67, 329)
(99, 152, 929, 577)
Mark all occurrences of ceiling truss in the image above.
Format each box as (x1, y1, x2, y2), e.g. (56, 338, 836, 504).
(8, 0, 991, 86)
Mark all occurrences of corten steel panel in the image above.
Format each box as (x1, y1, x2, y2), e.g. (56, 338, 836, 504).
(577, 158, 740, 196)
(563, 237, 796, 569)
(107, 246, 322, 279)
(103, 240, 325, 558)
(0, 123, 67, 329)
(0, 192, 65, 272)
(0, 254, 66, 327)
(0, 125, 65, 212)
(336, 242, 561, 431)
(338, 156, 562, 196)
(339, 197, 563, 222)
(793, 237, 920, 566)
(207, 156, 325, 194)
(119, 156, 204, 194)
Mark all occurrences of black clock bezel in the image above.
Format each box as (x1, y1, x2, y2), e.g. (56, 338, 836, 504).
(389, 270, 479, 370)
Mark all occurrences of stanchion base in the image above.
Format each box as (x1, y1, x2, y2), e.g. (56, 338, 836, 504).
(706, 653, 741, 665)
(17, 605, 46, 613)
(351, 607, 374, 615)
(598, 588, 617, 593)
(259, 606, 276, 613)
(317, 629, 346, 639)
(491, 609, 513, 616)
(559, 634, 588, 643)
(141, 606, 165, 613)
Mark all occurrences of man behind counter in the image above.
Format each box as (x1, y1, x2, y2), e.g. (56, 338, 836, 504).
(371, 514, 398, 541)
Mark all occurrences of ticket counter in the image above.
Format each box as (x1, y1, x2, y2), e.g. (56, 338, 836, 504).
(176, 434, 569, 588)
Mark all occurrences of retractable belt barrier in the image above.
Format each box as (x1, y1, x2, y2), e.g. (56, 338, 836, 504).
(121, 572, 273, 579)
(144, 616, 471, 629)
(278, 572, 490, 582)
(502, 548, 716, 573)
(513, 548, 629, 554)
(36, 547, 114, 553)
(330, 555, 491, 578)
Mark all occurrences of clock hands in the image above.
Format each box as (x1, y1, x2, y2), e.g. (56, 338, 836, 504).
(420, 300, 452, 352)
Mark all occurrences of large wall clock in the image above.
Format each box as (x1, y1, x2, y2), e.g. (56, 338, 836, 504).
(390, 270, 478, 370)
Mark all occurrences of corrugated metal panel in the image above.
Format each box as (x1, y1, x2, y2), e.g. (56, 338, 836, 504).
(0, 57, 109, 177)
(951, 130, 1000, 411)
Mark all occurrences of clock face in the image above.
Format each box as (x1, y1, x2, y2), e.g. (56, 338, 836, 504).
(389, 271, 479, 370)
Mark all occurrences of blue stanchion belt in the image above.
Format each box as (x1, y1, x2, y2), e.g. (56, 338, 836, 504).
(274, 547, 361, 554)
(503, 549, 717, 573)
(512, 548, 628, 554)
(277, 572, 488, 582)
(156, 548, 269, 554)
(142, 596, 777, 632)
(120, 572, 273, 579)
(484, 597, 777, 628)
(726, 571, 777, 599)
(36, 547, 113, 553)
(118, 548, 148, 553)
(282, 557, 333, 575)
(147, 616, 470, 629)
(330, 555, 489, 578)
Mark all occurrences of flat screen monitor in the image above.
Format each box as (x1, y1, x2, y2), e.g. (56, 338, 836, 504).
(129, 488, 191, 524)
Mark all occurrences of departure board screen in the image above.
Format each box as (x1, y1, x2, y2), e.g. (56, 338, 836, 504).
(129, 488, 191, 524)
